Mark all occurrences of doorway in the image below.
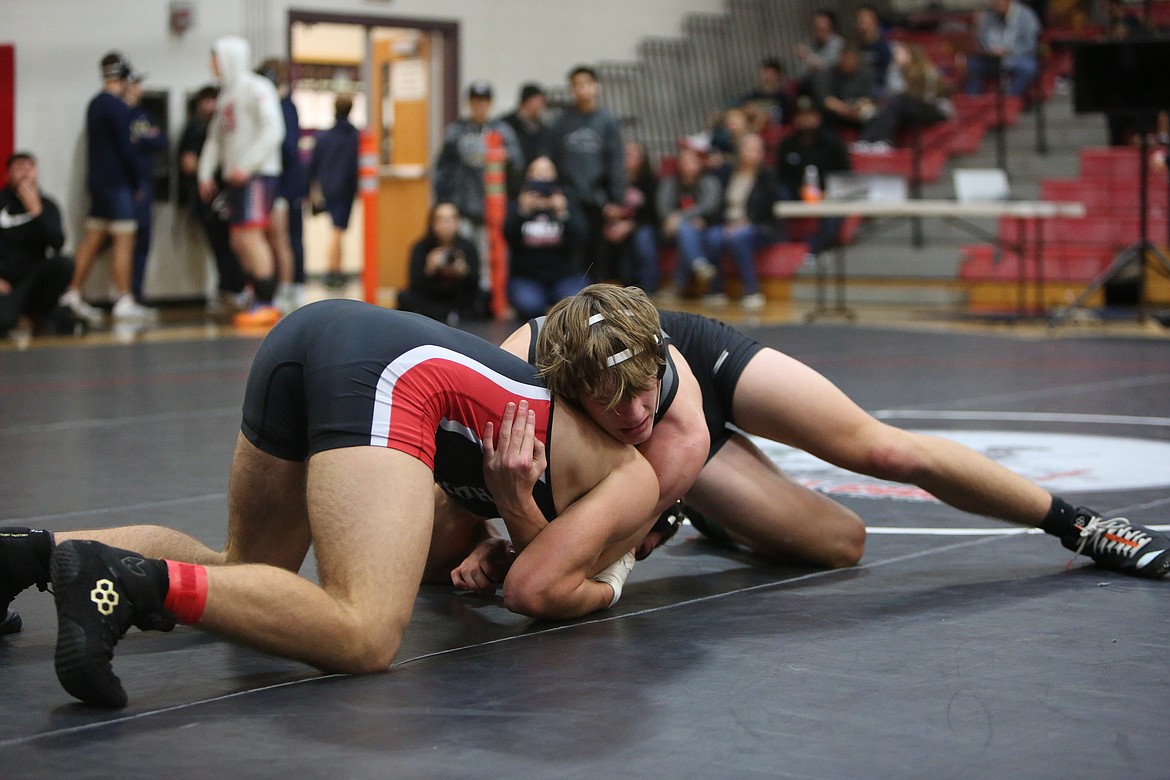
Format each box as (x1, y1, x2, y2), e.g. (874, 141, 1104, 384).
(288, 11, 458, 305)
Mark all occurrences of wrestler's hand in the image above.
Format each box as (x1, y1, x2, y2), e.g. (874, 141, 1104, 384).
(451, 537, 516, 594)
(482, 400, 547, 513)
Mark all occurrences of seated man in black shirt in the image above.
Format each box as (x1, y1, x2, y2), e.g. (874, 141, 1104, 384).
(0, 152, 76, 337)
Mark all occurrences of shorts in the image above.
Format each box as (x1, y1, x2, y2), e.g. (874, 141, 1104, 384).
(326, 196, 354, 230)
(227, 175, 278, 230)
(239, 299, 557, 519)
(85, 185, 137, 233)
(658, 310, 763, 460)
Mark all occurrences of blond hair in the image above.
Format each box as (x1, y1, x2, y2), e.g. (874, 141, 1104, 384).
(537, 284, 664, 410)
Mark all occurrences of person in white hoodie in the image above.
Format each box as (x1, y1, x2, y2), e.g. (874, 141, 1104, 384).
(198, 36, 285, 327)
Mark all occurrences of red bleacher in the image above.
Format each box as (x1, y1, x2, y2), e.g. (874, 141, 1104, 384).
(959, 147, 1167, 306)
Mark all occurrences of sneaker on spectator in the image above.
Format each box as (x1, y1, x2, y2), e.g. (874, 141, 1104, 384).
(232, 305, 281, 330)
(111, 295, 159, 322)
(691, 257, 716, 284)
(700, 292, 729, 308)
(59, 288, 105, 327)
(741, 292, 766, 311)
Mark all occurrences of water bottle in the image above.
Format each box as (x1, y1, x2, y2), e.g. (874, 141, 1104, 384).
(801, 164, 822, 203)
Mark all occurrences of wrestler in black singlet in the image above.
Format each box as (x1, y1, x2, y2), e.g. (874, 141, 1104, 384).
(243, 299, 558, 521)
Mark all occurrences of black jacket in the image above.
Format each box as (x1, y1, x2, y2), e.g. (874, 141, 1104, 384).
(0, 187, 65, 284)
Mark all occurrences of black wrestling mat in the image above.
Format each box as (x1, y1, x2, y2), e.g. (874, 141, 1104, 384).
(2, 322, 1168, 778)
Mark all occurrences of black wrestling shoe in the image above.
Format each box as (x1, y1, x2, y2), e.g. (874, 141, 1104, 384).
(51, 540, 174, 708)
(1062, 510, 1170, 579)
(0, 527, 54, 635)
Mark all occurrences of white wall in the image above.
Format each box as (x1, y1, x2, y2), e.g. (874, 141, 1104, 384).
(4, 0, 724, 300)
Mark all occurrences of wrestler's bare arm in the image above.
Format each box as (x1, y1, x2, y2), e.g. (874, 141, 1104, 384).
(504, 408, 658, 619)
(500, 328, 710, 516)
(636, 346, 709, 515)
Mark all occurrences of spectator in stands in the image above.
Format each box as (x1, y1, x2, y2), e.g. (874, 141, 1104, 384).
(657, 144, 723, 300)
(776, 97, 852, 266)
(398, 202, 482, 325)
(0, 152, 75, 337)
(504, 156, 587, 320)
(61, 52, 154, 326)
(964, 0, 1041, 98)
(548, 65, 627, 280)
(598, 141, 659, 292)
(258, 58, 306, 313)
(735, 57, 795, 126)
(501, 83, 550, 173)
(699, 133, 781, 312)
(813, 41, 878, 134)
(795, 9, 845, 94)
(856, 4, 893, 96)
(178, 86, 247, 320)
(858, 42, 955, 150)
(124, 70, 167, 304)
(308, 95, 360, 290)
(707, 106, 750, 174)
(198, 36, 286, 329)
(433, 80, 523, 245)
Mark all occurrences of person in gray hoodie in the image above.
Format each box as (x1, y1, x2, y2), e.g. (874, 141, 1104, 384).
(198, 36, 285, 327)
(547, 66, 626, 279)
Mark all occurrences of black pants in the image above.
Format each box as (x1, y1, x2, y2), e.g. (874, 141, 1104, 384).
(194, 200, 246, 294)
(0, 255, 74, 335)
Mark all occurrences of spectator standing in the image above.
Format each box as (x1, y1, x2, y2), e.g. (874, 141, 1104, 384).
(198, 36, 286, 328)
(60, 52, 154, 326)
(433, 81, 523, 241)
(547, 65, 626, 279)
(124, 70, 167, 304)
(500, 83, 550, 173)
(177, 85, 247, 318)
(699, 133, 781, 311)
(776, 98, 852, 266)
(0, 152, 75, 337)
(308, 95, 360, 289)
(657, 144, 724, 299)
(258, 58, 307, 312)
(504, 156, 586, 320)
(964, 0, 1042, 97)
(598, 141, 659, 292)
(397, 202, 482, 324)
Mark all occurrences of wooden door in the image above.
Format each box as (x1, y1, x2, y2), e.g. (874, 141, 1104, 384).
(369, 32, 432, 305)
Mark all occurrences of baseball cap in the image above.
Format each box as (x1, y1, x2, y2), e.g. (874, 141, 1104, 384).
(128, 70, 147, 84)
(519, 83, 544, 103)
(100, 51, 133, 81)
(467, 80, 493, 99)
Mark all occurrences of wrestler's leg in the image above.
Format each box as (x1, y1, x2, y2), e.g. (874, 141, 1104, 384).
(686, 432, 865, 568)
(195, 445, 434, 672)
(731, 348, 1052, 525)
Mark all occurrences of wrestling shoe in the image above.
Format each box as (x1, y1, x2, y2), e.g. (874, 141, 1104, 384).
(51, 540, 174, 708)
(1062, 509, 1170, 579)
(0, 527, 54, 635)
(232, 304, 281, 330)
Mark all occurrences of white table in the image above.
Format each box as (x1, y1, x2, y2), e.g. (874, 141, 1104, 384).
(774, 199, 1087, 320)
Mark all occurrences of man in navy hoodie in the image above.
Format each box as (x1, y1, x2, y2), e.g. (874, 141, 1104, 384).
(60, 52, 154, 325)
(308, 95, 360, 288)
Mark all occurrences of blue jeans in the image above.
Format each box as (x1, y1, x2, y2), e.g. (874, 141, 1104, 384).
(632, 224, 659, 292)
(508, 274, 588, 321)
(701, 224, 766, 295)
(964, 53, 1037, 97)
(672, 219, 708, 290)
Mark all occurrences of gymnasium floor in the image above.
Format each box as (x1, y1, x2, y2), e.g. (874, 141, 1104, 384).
(1, 303, 1168, 778)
